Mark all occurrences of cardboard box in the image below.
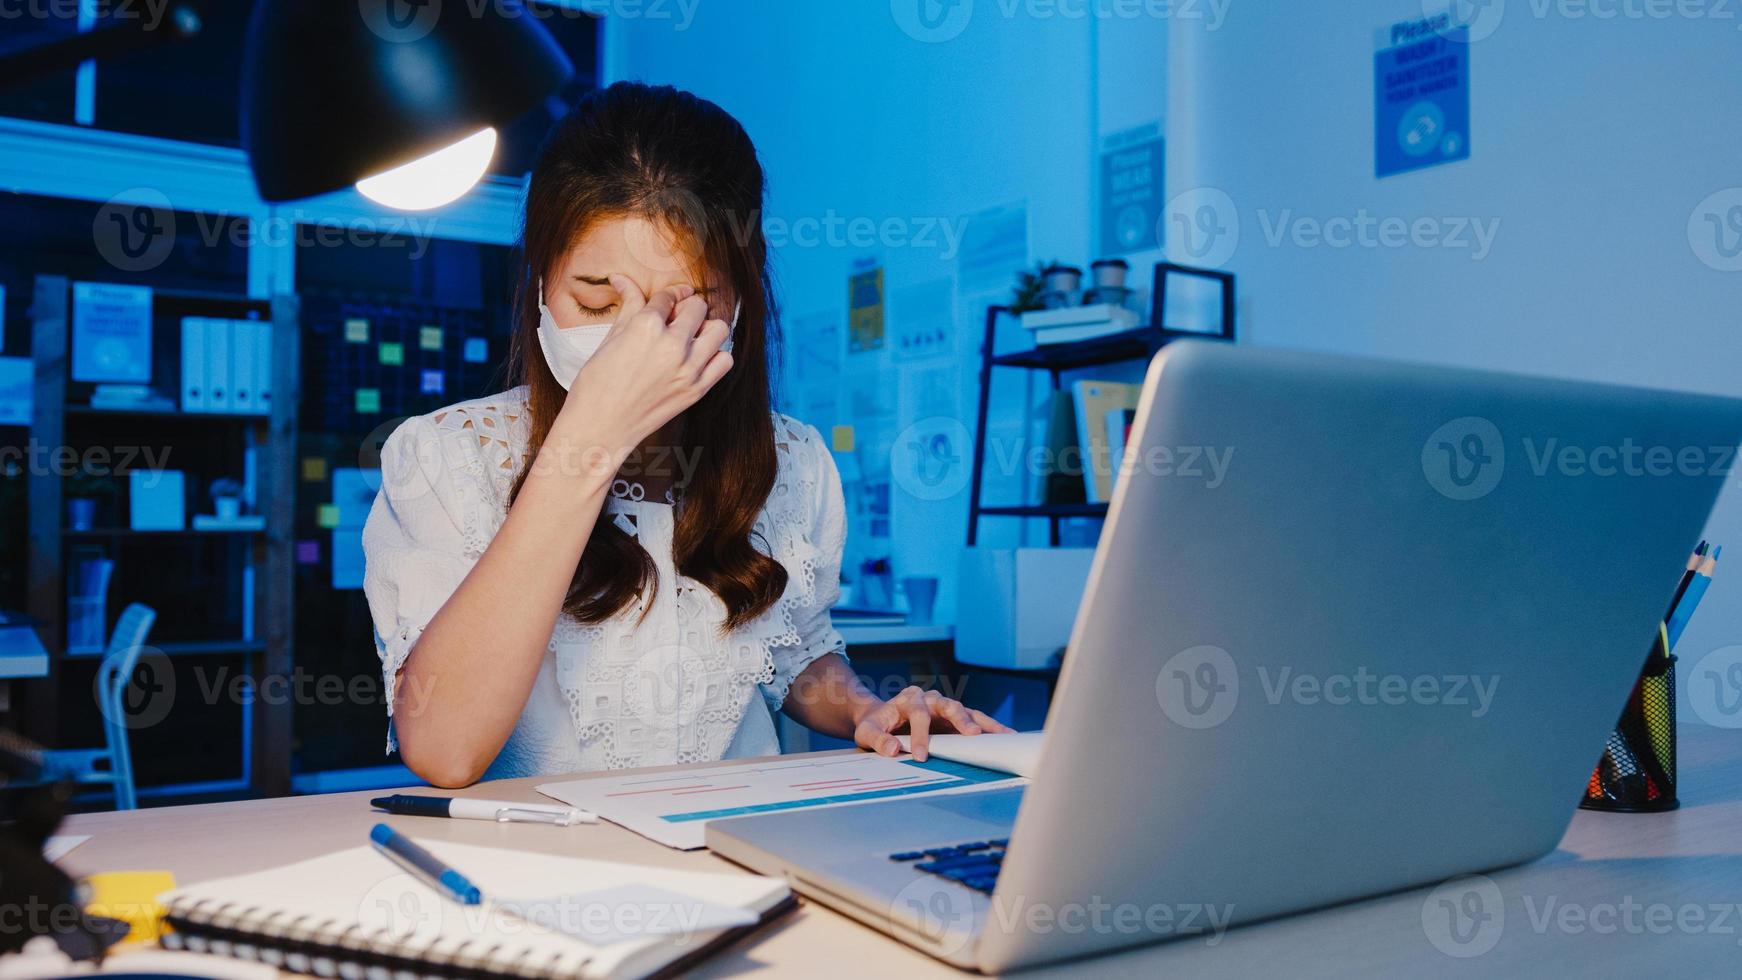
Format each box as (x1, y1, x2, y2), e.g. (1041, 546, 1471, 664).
(955, 547, 1095, 670)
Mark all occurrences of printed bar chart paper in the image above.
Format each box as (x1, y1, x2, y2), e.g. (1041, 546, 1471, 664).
(538, 755, 1020, 850)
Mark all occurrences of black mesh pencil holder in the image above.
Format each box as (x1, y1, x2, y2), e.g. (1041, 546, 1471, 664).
(1581, 654, 1677, 813)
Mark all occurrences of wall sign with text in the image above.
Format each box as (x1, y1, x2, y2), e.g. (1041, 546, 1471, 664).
(1100, 123, 1165, 256)
(1374, 14, 1471, 178)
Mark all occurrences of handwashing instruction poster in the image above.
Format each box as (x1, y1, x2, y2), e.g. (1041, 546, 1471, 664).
(1374, 13, 1471, 178)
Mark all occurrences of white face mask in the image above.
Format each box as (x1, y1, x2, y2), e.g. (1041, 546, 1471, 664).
(536, 278, 739, 390)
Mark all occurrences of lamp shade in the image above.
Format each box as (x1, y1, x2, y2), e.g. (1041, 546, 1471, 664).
(241, 0, 573, 203)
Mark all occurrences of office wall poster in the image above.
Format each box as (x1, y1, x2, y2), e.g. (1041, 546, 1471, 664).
(71, 282, 153, 382)
(890, 277, 956, 362)
(849, 368, 897, 482)
(1100, 123, 1165, 256)
(893, 362, 970, 503)
(1374, 10, 1471, 178)
(788, 310, 842, 430)
(956, 201, 1028, 295)
(847, 264, 886, 354)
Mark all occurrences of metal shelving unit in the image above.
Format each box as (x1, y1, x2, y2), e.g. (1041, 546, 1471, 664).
(966, 262, 1236, 546)
(23, 274, 300, 799)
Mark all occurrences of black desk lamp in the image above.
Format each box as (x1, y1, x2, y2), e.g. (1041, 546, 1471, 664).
(0, 0, 573, 210)
(241, 0, 573, 208)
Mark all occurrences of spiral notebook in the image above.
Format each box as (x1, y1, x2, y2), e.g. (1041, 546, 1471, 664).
(157, 841, 793, 980)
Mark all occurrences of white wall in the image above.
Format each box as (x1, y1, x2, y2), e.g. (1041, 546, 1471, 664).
(1168, 3, 1742, 697)
(607, 0, 1171, 619)
(607, 2, 1742, 679)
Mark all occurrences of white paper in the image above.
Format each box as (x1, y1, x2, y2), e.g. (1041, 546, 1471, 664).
(890, 278, 956, 362)
(895, 731, 1045, 778)
(43, 835, 90, 862)
(538, 754, 1022, 850)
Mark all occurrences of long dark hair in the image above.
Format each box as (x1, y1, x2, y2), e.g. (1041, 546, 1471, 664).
(509, 82, 786, 630)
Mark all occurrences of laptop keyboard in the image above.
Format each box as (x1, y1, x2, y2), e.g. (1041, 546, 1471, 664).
(888, 839, 1010, 894)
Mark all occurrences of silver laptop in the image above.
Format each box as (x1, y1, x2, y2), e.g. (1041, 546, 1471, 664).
(708, 342, 1742, 972)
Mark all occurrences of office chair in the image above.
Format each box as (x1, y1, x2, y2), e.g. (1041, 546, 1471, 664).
(41, 603, 156, 811)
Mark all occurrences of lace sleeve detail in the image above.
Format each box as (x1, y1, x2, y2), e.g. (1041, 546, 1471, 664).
(361, 416, 485, 754)
(758, 418, 849, 713)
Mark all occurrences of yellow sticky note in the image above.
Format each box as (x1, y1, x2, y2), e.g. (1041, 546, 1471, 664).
(419, 325, 444, 351)
(831, 425, 855, 452)
(301, 457, 328, 482)
(378, 342, 404, 366)
(317, 504, 341, 529)
(85, 870, 176, 944)
(344, 318, 370, 343)
(355, 388, 381, 414)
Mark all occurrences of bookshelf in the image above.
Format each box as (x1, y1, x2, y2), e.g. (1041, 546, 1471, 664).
(23, 274, 300, 798)
(966, 262, 1236, 547)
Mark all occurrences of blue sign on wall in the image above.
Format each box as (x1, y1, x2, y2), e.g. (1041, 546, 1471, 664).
(1100, 124, 1165, 256)
(1375, 19, 1470, 178)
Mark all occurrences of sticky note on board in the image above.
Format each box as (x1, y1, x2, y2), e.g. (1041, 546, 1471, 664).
(316, 504, 341, 529)
(420, 369, 445, 395)
(463, 337, 488, 363)
(302, 457, 328, 482)
(832, 425, 855, 452)
(344, 318, 370, 343)
(355, 388, 381, 414)
(419, 326, 443, 351)
(296, 540, 321, 564)
(378, 342, 404, 366)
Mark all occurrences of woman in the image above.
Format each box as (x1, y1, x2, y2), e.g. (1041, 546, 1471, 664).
(363, 82, 1010, 788)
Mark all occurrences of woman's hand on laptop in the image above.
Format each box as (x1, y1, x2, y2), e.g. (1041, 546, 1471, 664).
(854, 686, 1015, 763)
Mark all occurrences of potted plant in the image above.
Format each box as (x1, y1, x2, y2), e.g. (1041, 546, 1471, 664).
(1090, 258, 1130, 290)
(1042, 263, 1084, 295)
(209, 477, 245, 522)
(1010, 261, 1052, 314)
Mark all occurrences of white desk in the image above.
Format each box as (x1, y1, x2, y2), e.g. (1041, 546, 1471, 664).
(59, 723, 1742, 976)
(0, 620, 50, 713)
(837, 622, 954, 646)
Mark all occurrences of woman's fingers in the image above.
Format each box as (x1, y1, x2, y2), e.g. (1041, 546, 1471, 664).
(608, 274, 648, 322)
(688, 318, 731, 368)
(692, 347, 735, 393)
(638, 288, 684, 328)
(856, 688, 1009, 760)
(855, 703, 904, 757)
(901, 689, 935, 762)
(929, 694, 983, 735)
(667, 294, 709, 341)
(969, 709, 1015, 733)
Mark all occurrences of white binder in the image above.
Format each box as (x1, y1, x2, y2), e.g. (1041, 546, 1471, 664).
(207, 319, 232, 413)
(232, 319, 257, 415)
(254, 320, 273, 416)
(180, 317, 209, 412)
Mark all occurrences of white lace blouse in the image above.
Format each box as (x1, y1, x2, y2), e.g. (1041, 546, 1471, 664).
(361, 387, 848, 780)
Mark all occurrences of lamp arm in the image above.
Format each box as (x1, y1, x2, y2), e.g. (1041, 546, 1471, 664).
(0, 2, 203, 89)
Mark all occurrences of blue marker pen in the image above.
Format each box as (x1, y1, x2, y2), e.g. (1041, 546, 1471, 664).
(369, 822, 483, 905)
